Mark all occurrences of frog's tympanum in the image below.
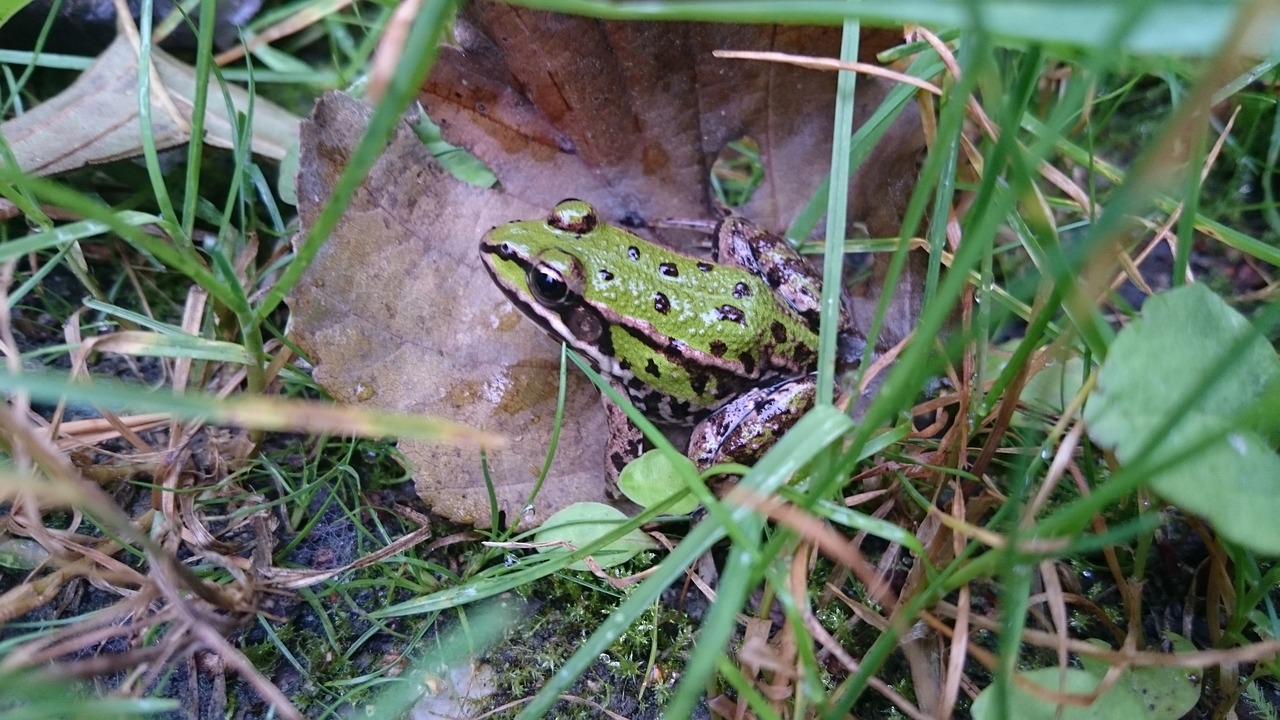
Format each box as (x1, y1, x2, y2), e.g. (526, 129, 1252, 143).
(480, 199, 864, 482)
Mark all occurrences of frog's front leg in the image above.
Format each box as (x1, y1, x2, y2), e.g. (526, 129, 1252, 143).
(686, 374, 817, 473)
(602, 378, 648, 488)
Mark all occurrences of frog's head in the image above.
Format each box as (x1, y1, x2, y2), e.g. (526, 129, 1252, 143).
(480, 237, 585, 312)
(479, 201, 610, 354)
(478, 199, 599, 311)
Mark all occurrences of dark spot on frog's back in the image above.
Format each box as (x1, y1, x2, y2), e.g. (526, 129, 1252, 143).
(716, 305, 746, 325)
(771, 321, 787, 344)
(739, 352, 757, 376)
(653, 292, 670, 314)
(599, 269, 614, 281)
(628, 246, 641, 261)
(666, 398, 694, 422)
(709, 340, 727, 357)
(645, 358, 660, 378)
(732, 282, 752, 299)
(689, 373, 708, 396)
(697, 262, 713, 272)
(792, 344, 817, 368)
(659, 263, 679, 277)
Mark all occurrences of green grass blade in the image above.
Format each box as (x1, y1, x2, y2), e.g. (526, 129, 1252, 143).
(135, 0, 182, 234)
(0, 369, 501, 446)
(817, 18, 859, 404)
(502, 0, 1280, 55)
(179, 0, 218, 239)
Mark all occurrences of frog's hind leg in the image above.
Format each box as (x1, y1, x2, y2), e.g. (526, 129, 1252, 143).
(686, 374, 817, 474)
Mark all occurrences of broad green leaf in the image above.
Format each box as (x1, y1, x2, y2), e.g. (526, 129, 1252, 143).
(616, 450, 700, 515)
(1019, 353, 1087, 423)
(0, 0, 34, 29)
(1078, 635, 1202, 718)
(973, 634, 1200, 720)
(973, 668, 1125, 720)
(992, 342, 1089, 427)
(533, 502, 656, 571)
(1085, 284, 1280, 554)
(971, 666, 1199, 720)
(0, 535, 49, 569)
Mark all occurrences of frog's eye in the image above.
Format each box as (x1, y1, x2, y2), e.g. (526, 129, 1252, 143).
(549, 200, 598, 234)
(528, 265, 571, 306)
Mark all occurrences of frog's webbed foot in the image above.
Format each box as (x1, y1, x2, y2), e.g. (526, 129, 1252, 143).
(687, 374, 817, 474)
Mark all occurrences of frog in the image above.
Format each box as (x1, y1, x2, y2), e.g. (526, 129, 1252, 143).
(478, 199, 865, 484)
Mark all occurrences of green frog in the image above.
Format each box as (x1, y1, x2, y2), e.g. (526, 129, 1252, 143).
(479, 199, 864, 482)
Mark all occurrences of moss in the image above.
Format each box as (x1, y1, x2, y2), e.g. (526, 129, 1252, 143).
(476, 562, 697, 719)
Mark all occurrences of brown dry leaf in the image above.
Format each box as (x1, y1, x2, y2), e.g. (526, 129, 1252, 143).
(0, 33, 298, 176)
(290, 4, 925, 527)
(426, 6, 911, 240)
(290, 93, 608, 527)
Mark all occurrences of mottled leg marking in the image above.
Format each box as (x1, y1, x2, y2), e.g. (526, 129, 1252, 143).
(688, 374, 817, 473)
(714, 216, 864, 366)
(602, 379, 648, 486)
